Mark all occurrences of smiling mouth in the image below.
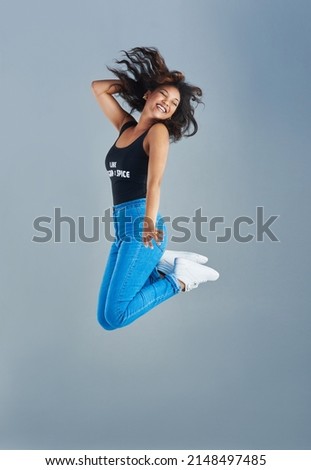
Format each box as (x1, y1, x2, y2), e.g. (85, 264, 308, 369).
(156, 104, 167, 113)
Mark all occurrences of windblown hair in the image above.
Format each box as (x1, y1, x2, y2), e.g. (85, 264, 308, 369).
(107, 47, 203, 142)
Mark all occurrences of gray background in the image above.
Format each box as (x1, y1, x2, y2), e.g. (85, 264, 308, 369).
(1, 0, 310, 450)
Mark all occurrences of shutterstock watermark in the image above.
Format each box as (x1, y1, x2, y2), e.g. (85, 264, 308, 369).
(31, 206, 280, 244)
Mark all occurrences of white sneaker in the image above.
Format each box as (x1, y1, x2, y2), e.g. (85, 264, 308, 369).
(174, 257, 220, 292)
(157, 249, 208, 276)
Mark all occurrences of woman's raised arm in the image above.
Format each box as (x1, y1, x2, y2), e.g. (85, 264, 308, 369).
(91, 79, 134, 131)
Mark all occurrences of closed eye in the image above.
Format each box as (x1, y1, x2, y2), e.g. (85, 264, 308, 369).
(160, 89, 179, 107)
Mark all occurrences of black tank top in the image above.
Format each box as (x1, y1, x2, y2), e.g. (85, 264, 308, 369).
(105, 120, 149, 205)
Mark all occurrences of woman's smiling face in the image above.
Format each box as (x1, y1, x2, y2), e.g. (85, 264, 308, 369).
(145, 85, 180, 119)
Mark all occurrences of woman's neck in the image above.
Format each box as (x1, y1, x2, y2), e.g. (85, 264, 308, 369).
(134, 113, 156, 133)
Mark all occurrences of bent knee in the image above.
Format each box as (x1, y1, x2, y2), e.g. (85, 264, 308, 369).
(104, 308, 125, 329)
(97, 312, 118, 331)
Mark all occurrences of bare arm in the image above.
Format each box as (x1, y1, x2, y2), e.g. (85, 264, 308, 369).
(91, 79, 134, 131)
(142, 123, 170, 248)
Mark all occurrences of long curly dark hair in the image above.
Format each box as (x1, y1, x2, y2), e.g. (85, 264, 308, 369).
(107, 47, 203, 142)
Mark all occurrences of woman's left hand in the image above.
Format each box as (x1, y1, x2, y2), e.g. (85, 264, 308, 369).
(142, 220, 163, 249)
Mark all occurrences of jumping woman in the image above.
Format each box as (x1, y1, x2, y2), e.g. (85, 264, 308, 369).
(91, 47, 219, 330)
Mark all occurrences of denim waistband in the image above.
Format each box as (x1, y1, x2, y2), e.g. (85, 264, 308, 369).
(112, 197, 147, 214)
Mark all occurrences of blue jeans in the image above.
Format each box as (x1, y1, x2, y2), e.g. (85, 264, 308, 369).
(97, 197, 182, 330)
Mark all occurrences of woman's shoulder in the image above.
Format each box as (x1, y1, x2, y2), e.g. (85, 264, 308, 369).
(147, 122, 169, 141)
(144, 122, 170, 156)
(119, 117, 137, 135)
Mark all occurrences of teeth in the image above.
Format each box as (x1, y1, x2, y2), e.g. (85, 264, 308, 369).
(157, 104, 166, 113)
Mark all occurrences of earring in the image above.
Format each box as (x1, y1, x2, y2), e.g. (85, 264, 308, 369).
(143, 94, 147, 100)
